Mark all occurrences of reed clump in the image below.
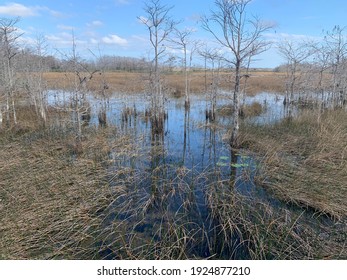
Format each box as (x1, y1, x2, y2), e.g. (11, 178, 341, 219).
(218, 101, 265, 118)
(241, 102, 264, 117)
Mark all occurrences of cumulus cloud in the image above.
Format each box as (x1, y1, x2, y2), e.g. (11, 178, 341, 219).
(102, 34, 128, 46)
(0, 3, 66, 18)
(0, 3, 38, 17)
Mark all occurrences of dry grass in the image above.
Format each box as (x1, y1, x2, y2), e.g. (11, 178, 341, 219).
(233, 108, 347, 259)
(218, 101, 265, 118)
(1, 95, 345, 260)
(43, 70, 285, 95)
(242, 109, 347, 219)
(242, 102, 264, 117)
(0, 108, 132, 259)
(0, 137, 111, 259)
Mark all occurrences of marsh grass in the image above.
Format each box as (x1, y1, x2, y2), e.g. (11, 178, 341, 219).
(241, 102, 264, 117)
(238, 108, 347, 258)
(0, 125, 115, 259)
(217, 101, 265, 118)
(1, 101, 346, 260)
(243, 109, 347, 218)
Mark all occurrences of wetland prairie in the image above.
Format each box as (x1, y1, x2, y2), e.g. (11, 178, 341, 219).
(1, 87, 346, 259)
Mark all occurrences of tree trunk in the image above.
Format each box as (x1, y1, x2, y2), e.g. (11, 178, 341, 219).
(231, 62, 241, 148)
(12, 98, 17, 125)
(0, 109, 2, 129)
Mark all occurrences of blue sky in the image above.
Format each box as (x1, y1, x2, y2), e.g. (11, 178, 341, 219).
(0, 0, 346, 68)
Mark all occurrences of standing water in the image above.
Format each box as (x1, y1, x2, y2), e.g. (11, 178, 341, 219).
(47, 90, 334, 259)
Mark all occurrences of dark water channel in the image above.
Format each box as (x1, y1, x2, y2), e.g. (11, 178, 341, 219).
(48, 90, 335, 259)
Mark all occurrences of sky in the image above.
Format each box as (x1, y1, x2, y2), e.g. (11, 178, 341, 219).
(1, 0, 347, 68)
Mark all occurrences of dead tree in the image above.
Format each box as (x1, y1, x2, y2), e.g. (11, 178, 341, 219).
(198, 47, 222, 122)
(277, 40, 315, 106)
(138, 0, 177, 135)
(23, 34, 48, 126)
(0, 17, 22, 127)
(202, 0, 273, 148)
(169, 27, 200, 108)
(60, 31, 100, 152)
(312, 42, 331, 104)
(323, 26, 347, 107)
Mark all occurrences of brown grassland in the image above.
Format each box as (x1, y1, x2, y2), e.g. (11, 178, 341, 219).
(42, 70, 285, 94)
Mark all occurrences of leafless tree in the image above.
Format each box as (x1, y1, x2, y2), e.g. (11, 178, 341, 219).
(169, 27, 200, 108)
(23, 34, 49, 125)
(60, 32, 100, 152)
(138, 0, 177, 135)
(277, 40, 315, 105)
(201, 0, 273, 148)
(323, 25, 347, 107)
(0, 17, 22, 127)
(198, 46, 223, 121)
(311, 42, 331, 100)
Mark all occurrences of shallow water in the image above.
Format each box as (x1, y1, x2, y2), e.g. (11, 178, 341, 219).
(47, 90, 335, 259)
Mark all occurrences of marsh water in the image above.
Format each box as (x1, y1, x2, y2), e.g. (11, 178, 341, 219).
(47, 90, 333, 259)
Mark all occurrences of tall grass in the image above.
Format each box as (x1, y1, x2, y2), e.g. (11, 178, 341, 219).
(238, 108, 347, 258)
(1, 103, 345, 260)
(243, 109, 347, 218)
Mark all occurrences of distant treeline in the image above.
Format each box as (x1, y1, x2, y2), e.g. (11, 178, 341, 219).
(14, 49, 152, 73)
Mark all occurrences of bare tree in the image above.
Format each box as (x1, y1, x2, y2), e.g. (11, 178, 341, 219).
(138, 0, 177, 135)
(59, 32, 100, 152)
(277, 40, 315, 105)
(0, 17, 22, 127)
(198, 46, 223, 122)
(201, 0, 273, 148)
(23, 34, 49, 125)
(312, 42, 331, 101)
(323, 25, 347, 107)
(169, 27, 200, 108)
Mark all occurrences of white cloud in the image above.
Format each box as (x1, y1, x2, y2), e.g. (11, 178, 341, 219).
(264, 32, 320, 43)
(18, 36, 37, 47)
(0, 3, 67, 19)
(102, 34, 128, 46)
(45, 35, 63, 41)
(57, 24, 74, 31)
(0, 3, 37, 17)
(131, 35, 147, 43)
(90, 38, 98, 44)
(87, 20, 103, 28)
(45, 33, 87, 48)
